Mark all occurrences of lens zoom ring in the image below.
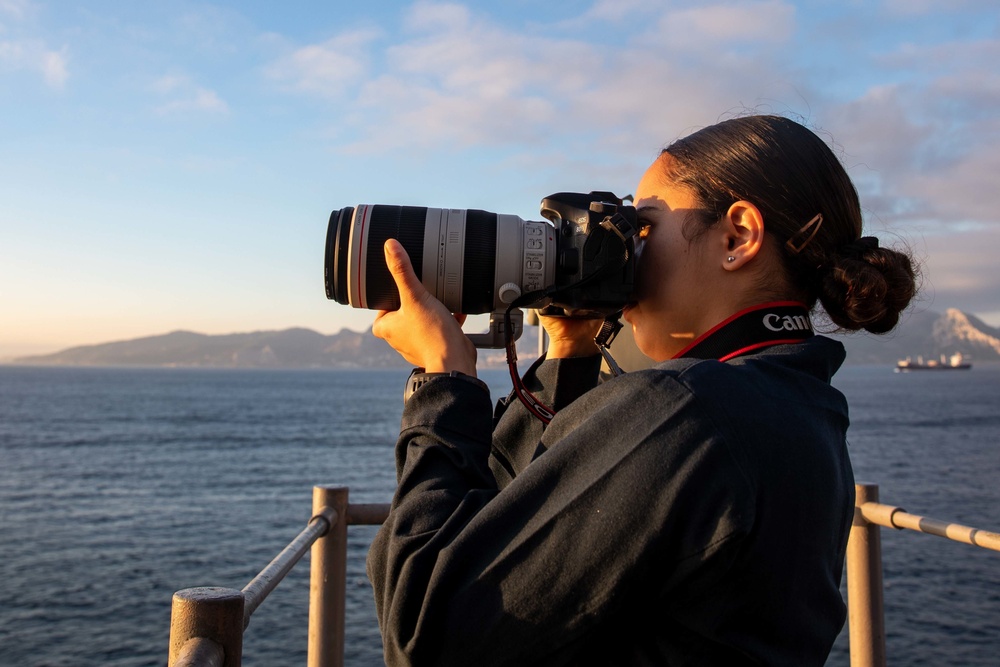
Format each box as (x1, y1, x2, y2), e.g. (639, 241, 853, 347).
(462, 210, 497, 314)
(364, 206, 426, 310)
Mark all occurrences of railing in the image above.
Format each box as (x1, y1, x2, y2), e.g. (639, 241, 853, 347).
(847, 482, 1000, 667)
(168, 486, 389, 667)
(168, 482, 1000, 667)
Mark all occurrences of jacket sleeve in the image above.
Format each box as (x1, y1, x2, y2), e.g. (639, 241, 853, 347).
(366, 370, 754, 667)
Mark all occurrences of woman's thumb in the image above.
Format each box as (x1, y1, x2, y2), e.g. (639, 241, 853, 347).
(383, 239, 423, 301)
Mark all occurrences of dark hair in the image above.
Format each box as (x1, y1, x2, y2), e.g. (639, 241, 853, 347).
(662, 114, 917, 334)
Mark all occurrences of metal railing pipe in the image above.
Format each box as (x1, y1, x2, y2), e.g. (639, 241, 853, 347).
(172, 636, 225, 667)
(347, 502, 391, 525)
(308, 485, 350, 667)
(242, 507, 337, 625)
(847, 483, 887, 667)
(858, 503, 1000, 552)
(168, 586, 245, 667)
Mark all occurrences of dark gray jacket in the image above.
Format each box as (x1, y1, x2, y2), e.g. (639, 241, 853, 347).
(367, 336, 854, 666)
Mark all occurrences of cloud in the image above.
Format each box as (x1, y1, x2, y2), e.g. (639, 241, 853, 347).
(281, 1, 803, 158)
(264, 28, 380, 97)
(656, 1, 796, 48)
(151, 74, 189, 95)
(0, 1, 67, 88)
(39, 45, 66, 86)
(582, 0, 663, 22)
(270, 3, 1000, 230)
(918, 225, 1000, 317)
(881, 0, 994, 18)
(0, 0, 31, 20)
(159, 88, 228, 114)
(150, 74, 228, 115)
(826, 36, 1000, 232)
(0, 38, 68, 88)
(406, 1, 471, 31)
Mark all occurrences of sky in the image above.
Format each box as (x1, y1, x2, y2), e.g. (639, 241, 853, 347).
(2, 0, 999, 358)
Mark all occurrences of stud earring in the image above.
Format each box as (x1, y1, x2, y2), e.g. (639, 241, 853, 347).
(727, 256, 736, 263)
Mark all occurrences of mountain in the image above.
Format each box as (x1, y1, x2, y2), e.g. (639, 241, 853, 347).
(10, 327, 407, 369)
(833, 308, 1000, 365)
(9, 308, 999, 368)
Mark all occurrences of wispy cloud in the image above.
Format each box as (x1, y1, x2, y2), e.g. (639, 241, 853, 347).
(270, 1, 801, 158)
(264, 28, 380, 97)
(0, 38, 67, 88)
(582, 0, 663, 23)
(150, 74, 228, 115)
(919, 225, 1000, 313)
(0, 0, 31, 20)
(828, 34, 1000, 233)
(38, 44, 66, 86)
(0, 0, 67, 88)
(881, 0, 994, 18)
(655, 1, 796, 47)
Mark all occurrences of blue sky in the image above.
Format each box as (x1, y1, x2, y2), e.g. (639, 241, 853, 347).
(2, 0, 999, 358)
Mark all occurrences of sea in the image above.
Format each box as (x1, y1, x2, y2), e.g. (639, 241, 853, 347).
(1, 362, 999, 666)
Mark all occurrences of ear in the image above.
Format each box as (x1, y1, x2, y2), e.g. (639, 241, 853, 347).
(720, 200, 765, 270)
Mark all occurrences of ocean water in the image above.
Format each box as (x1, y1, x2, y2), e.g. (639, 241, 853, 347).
(1, 363, 998, 666)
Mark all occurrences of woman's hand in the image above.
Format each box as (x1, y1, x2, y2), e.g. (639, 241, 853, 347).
(372, 239, 478, 375)
(539, 310, 605, 359)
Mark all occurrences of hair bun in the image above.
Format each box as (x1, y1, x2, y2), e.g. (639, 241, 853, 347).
(818, 241, 917, 334)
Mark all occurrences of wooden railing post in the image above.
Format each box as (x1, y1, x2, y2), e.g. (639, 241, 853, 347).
(168, 586, 244, 667)
(847, 483, 887, 667)
(308, 485, 349, 667)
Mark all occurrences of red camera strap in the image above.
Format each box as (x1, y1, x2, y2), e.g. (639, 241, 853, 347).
(672, 301, 814, 362)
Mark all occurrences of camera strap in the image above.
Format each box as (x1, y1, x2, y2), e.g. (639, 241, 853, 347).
(595, 312, 625, 377)
(672, 301, 814, 361)
(503, 303, 557, 424)
(504, 301, 814, 425)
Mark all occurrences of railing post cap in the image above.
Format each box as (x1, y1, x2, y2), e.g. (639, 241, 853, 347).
(173, 587, 244, 604)
(855, 482, 881, 505)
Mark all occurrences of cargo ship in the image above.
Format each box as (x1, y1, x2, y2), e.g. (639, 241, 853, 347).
(895, 352, 971, 371)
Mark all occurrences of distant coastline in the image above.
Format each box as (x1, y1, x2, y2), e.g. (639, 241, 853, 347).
(6, 308, 1000, 369)
(5, 327, 531, 370)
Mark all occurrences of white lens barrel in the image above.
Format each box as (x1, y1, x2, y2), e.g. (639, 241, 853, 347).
(421, 209, 468, 313)
(342, 205, 556, 313)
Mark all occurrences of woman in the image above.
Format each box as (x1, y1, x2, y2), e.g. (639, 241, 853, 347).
(366, 115, 917, 666)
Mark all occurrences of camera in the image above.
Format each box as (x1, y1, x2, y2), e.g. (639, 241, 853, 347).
(324, 192, 638, 348)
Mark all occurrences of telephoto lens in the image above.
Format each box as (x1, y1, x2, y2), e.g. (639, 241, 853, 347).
(324, 205, 556, 314)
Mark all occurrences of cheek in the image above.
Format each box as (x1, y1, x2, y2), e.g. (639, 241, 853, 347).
(635, 238, 667, 294)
